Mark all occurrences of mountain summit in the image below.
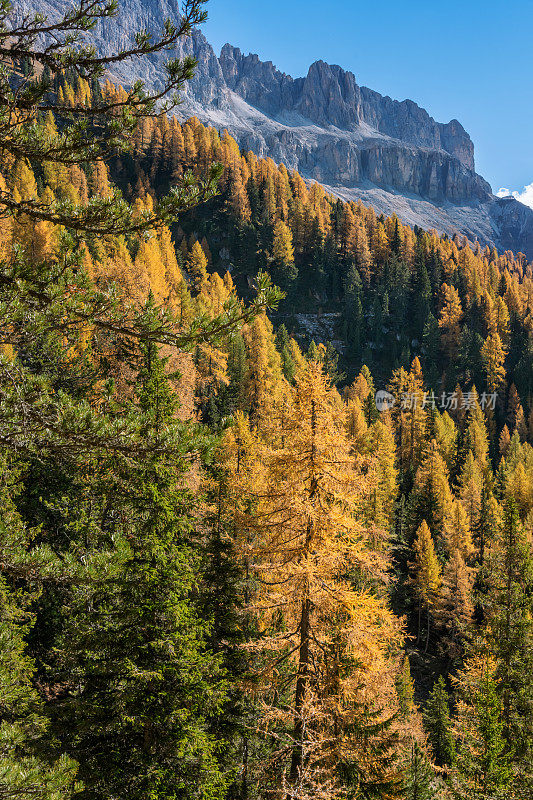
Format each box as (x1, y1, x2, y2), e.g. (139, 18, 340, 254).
(20, 0, 533, 256)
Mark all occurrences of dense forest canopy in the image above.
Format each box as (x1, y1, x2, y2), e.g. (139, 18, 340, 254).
(1, 1, 533, 799)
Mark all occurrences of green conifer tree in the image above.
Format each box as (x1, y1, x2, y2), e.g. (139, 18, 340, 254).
(47, 334, 228, 800)
(403, 741, 438, 800)
(482, 500, 533, 787)
(451, 656, 512, 800)
(423, 676, 456, 768)
(275, 323, 296, 382)
(0, 458, 78, 800)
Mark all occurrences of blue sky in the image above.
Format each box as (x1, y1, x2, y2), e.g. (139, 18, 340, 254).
(204, 0, 533, 204)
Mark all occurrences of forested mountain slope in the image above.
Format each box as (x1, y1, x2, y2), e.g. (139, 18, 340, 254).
(110, 107, 533, 402)
(18, 0, 533, 257)
(4, 2, 533, 799)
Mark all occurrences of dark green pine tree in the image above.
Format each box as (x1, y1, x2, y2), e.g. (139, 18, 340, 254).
(197, 463, 258, 800)
(421, 313, 441, 386)
(337, 696, 403, 799)
(274, 322, 290, 354)
(423, 676, 456, 769)
(225, 332, 249, 411)
(47, 336, 228, 800)
(307, 339, 319, 361)
(473, 482, 497, 570)
(137, 310, 177, 430)
(322, 341, 345, 384)
(396, 654, 415, 717)
(451, 661, 511, 800)
(457, 327, 485, 390)
(0, 457, 78, 800)
(390, 217, 402, 256)
(360, 365, 379, 425)
(483, 500, 533, 789)
(411, 258, 432, 342)
(427, 246, 443, 295)
(344, 264, 364, 361)
(275, 324, 296, 382)
(370, 295, 385, 353)
(403, 741, 439, 800)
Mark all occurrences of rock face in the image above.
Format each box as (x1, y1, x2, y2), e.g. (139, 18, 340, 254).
(17, 0, 533, 257)
(491, 196, 533, 257)
(219, 46, 475, 171)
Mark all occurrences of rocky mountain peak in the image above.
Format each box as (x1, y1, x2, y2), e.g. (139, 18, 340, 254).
(218, 46, 474, 171)
(297, 61, 361, 129)
(219, 43, 296, 115)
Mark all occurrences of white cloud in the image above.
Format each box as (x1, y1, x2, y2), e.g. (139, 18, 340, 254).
(514, 184, 533, 209)
(496, 183, 533, 209)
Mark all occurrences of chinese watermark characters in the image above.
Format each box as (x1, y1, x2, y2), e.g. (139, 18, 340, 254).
(375, 389, 497, 413)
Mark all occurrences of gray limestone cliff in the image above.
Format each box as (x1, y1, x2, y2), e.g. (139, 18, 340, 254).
(219, 46, 475, 171)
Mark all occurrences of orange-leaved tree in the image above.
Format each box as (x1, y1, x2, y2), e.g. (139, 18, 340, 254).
(224, 362, 404, 799)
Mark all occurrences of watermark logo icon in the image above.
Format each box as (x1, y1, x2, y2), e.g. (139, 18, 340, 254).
(375, 390, 396, 412)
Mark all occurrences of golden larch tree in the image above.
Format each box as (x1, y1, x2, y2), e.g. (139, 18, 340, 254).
(410, 519, 441, 651)
(186, 239, 209, 292)
(225, 363, 403, 798)
(439, 283, 463, 359)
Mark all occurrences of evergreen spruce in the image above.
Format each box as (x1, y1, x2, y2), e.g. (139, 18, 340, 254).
(403, 741, 438, 800)
(47, 337, 227, 800)
(423, 676, 455, 768)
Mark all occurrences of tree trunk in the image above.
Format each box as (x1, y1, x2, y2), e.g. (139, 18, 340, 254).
(241, 736, 249, 800)
(289, 594, 311, 788)
(289, 398, 316, 791)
